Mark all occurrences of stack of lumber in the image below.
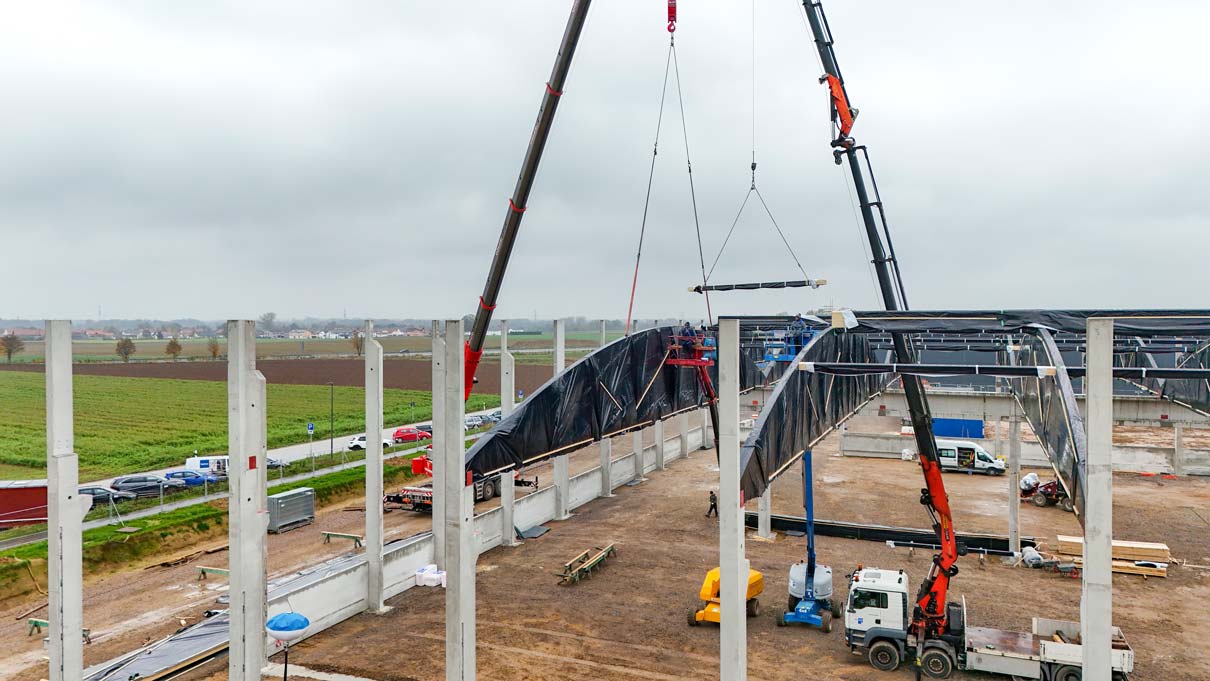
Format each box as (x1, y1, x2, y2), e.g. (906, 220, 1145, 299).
(1055, 535, 1170, 577)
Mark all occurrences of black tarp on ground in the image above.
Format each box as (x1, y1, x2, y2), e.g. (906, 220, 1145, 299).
(465, 326, 766, 476)
(842, 309, 1210, 337)
(738, 330, 887, 501)
(1007, 328, 1088, 520)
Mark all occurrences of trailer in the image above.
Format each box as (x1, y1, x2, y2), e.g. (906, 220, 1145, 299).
(384, 455, 536, 513)
(843, 567, 1134, 679)
(0, 480, 47, 527)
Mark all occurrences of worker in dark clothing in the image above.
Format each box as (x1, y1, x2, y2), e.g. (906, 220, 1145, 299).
(706, 490, 718, 517)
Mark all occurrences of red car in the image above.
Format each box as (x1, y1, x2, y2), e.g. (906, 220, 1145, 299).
(393, 426, 433, 444)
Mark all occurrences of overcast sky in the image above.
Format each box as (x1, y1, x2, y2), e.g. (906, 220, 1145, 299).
(4, 1, 1208, 322)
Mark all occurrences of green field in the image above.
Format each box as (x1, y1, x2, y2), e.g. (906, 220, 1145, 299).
(0, 372, 499, 481)
(2, 330, 621, 364)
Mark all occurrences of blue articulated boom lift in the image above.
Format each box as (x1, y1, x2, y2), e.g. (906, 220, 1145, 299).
(778, 450, 840, 632)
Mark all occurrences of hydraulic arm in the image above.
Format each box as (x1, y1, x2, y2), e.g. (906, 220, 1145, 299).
(800, 0, 957, 641)
(464, 0, 592, 399)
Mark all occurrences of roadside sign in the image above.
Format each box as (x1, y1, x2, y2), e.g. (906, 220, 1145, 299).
(517, 390, 524, 399)
(307, 422, 315, 434)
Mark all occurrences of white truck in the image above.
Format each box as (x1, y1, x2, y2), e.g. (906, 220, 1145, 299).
(843, 567, 1133, 680)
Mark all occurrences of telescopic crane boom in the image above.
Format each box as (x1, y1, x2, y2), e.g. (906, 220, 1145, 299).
(463, 0, 592, 399)
(800, 0, 959, 643)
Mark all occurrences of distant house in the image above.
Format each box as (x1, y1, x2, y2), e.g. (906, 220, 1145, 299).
(287, 329, 314, 340)
(82, 328, 115, 340)
(1, 327, 43, 340)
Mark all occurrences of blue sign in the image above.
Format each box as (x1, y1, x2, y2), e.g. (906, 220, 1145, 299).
(517, 390, 524, 399)
(307, 422, 315, 434)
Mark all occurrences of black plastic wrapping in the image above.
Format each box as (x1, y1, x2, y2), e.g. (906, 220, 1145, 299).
(738, 330, 887, 501)
(1006, 327, 1088, 520)
(465, 326, 765, 476)
(1167, 341, 1210, 413)
(845, 309, 1210, 337)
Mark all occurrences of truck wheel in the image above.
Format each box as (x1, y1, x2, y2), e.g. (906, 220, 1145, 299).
(820, 611, 832, 634)
(830, 598, 842, 619)
(921, 649, 954, 678)
(746, 598, 759, 617)
(482, 480, 496, 499)
(1060, 497, 1074, 513)
(1054, 666, 1081, 681)
(1032, 493, 1051, 507)
(868, 641, 900, 671)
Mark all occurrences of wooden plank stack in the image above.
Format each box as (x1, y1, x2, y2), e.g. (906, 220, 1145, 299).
(1055, 535, 1170, 577)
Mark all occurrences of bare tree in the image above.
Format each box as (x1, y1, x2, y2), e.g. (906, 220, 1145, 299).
(207, 338, 221, 360)
(165, 337, 183, 361)
(116, 338, 136, 362)
(2, 334, 24, 363)
(258, 312, 278, 333)
(351, 330, 365, 357)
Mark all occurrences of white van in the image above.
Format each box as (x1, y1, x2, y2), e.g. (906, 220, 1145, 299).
(185, 455, 230, 477)
(935, 439, 1005, 475)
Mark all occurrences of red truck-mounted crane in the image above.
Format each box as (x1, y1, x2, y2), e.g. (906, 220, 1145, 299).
(799, 0, 960, 652)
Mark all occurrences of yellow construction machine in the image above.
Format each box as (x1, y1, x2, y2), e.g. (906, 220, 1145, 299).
(687, 567, 764, 626)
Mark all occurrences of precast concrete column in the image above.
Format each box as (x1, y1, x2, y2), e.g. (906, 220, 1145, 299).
(364, 321, 387, 613)
(599, 438, 614, 497)
(599, 319, 607, 347)
(500, 320, 515, 417)
(441, 320, 475, 680)
(678, 413, 690, 459)
(654, 419, 666, 470)
(633, 429, 646, 482)
(1174, 423, 1185, 474)
(701, 408, 714, 450)
(1008, 414, 1021, 556)
(553, 319, 566, 377)
(431, 321, 446, 569)
(46, 321, 88, 681)
(553, 455, 571, 520)
(994, 417, 1003, 460)
(757, 487, 773, 540)
(227, 320, 268, 681)
(500, 465, 519, 547)
(717, 319, 747, 679)
(1082, 318, 1114, 681)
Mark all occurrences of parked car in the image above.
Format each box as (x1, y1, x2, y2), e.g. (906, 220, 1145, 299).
(393, 427, 432, 444)
(78, 486, 136, 504)
(464, 415, 484, 430)
(165, 470, 221, 487)
(111, 475, 187, 497)
(486, 409, 503, 423)
(415, 424, 433, 436)
(347, 434, 393, 451)
(267, 457, 286, 469)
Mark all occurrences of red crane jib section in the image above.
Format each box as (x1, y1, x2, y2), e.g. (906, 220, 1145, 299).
(824, 74, 855, 138)
(912, 450, 959, 637)
(463, 341, 482, 400)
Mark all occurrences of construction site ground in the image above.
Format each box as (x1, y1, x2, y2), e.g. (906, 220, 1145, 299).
(7, 418, 1208, 681)
(235, 424, 1210, 680)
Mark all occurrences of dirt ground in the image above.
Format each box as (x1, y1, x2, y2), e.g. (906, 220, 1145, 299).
(0, 358, 555, 395)
(0, 428, 649, 681)
(9, 420, 1208, 681)
(264, 429, 1209, 680)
